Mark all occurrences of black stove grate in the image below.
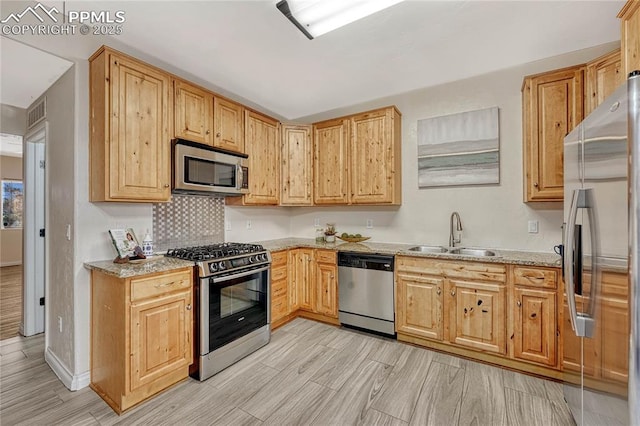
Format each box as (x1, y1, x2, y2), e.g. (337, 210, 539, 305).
(165, 242, 265, 261)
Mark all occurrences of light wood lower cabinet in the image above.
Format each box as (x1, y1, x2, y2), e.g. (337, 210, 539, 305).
(513, 287, 557, 366)
(270, 250, 289, 325)
(448, 279, 506, 354)
(315, 250, 338, 318)
(90, 267, 193, 414)
(271, 248, 338, 328)
(396, 272, 444, 340)
(396, 256, 507, 355)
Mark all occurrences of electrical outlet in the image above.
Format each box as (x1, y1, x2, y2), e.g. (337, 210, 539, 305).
(366, 219, 373, 229)
(246, 220, 252, 230)
(528, 220, 539, 234)
(58, 316, 62, 333)
(225, 219, 231, 231)
(314, 218, 320, 227)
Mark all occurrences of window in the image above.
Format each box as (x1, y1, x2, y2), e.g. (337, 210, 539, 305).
(2, 180, 23, 229)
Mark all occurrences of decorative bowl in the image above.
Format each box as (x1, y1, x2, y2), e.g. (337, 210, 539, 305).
(337, 236, 371, 243)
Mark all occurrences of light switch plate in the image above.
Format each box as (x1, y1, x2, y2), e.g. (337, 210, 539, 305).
(366, 219, 373, 229)
(246, 220, 252, 230)
(528, 220, 539, 234)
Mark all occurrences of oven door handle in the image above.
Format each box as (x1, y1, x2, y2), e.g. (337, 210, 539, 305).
(212, 265, 270, 283)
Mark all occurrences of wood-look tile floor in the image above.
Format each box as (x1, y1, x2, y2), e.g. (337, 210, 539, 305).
(0, 318, 576, 426)
(0, 266, 22, 340)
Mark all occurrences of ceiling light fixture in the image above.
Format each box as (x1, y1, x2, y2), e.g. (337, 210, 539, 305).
(276, 0, 404, 40)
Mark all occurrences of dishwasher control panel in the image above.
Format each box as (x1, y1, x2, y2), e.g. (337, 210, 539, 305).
(337, 252, 394, 271)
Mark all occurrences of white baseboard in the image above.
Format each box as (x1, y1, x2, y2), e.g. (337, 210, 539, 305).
(44, 347, 90, 391)
(1, 261, 22, 267)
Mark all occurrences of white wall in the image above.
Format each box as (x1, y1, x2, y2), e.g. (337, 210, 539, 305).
(284, 42, 619, 252)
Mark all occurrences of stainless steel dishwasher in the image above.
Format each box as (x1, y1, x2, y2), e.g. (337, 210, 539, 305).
(338, 252, 395, 336)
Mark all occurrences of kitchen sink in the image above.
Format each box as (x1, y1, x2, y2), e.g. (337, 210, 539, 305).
(448, 248, 497, 257)
(408, 245, 449, 253)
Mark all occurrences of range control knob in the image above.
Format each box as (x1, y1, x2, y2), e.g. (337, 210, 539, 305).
(261, 253, 268, 261)
(248, 255, 256, 263)
(218, 261, 226, 271)
(209, 263, 218, 273)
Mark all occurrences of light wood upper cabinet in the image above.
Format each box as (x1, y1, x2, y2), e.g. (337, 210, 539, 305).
(396, 272, 444, 340)
(313, 118, 350, 204)
(243, 110, 280, 205)
(585, 49, 623, 115)
(350, 107, 402, 205)
(619, 0, 640, 78)
(213, 97, 244, 153)
(281, 125, 313, 206)
(174, 79, 213, 145)
(90, 267, 193, 413)
(90, 47, 171, 202)
(315, 250, 338, 318)
(522, 65, 584, 202)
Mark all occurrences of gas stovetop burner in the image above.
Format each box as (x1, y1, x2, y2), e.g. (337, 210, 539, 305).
(165, 242, 266, 262)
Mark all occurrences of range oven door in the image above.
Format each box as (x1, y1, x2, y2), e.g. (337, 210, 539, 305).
(200, 265, 269, 355)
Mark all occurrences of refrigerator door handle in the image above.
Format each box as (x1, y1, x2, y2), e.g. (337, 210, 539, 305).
(564, 188, 580, 334)
(564, 188, 597, 338)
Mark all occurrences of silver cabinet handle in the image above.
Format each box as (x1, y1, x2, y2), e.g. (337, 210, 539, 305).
(517, 300, 522, 307)
(186, 304, 192, 311)
(206, 130, 210, 135)
(450, 289, 456, 296)
(216, 132, 221, 137)
(436, 288, 441, 296)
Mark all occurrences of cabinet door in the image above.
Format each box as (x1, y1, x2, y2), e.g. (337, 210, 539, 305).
(448, 279, 506, 354)
(110, 54, 171, 201)
(130, 291, 191, 390)
(271, 262, 288, 323)
(619, 0, 640, 77)
(281, 125, 313, 206)
(396, 273, 444, 340)
(174, 80, 213, 145)
(213, 97, 244, 153)
(513, 287, 557, 366)
(350, 108, 399, 204)
(313, 118, 349, 204)
(244, 111, 280, 205)
(523, 65, 584, 202)
(585, 49, 623, 115)
(298, 249, 315, 312)
(316, 262, 338, 318)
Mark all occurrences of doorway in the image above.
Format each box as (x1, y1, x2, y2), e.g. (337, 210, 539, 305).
(22, 125, 46, 337)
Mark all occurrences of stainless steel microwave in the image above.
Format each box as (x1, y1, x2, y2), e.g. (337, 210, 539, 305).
(173, 139, 248, 196)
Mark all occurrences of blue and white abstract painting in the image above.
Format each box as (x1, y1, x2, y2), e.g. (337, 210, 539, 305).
(417, 107, 499, 187)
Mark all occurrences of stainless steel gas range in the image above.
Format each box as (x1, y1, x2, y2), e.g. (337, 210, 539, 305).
(166, 243, 271, 381)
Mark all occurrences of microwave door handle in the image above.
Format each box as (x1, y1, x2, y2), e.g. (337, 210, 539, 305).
(236, 164, 243, 191)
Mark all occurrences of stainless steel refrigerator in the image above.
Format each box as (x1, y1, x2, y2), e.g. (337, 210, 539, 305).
(563, 70, 639, 426)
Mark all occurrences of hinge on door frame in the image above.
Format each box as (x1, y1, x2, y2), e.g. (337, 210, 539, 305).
(39, 160, 45, 169)
(39, 229, 45, 237)
(39, 297, 45, 306)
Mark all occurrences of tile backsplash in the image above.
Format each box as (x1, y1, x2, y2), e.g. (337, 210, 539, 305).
(152, 194, 225, 250)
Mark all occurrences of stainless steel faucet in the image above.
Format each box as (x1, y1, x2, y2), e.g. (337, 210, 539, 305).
(449, 212, 463, 247)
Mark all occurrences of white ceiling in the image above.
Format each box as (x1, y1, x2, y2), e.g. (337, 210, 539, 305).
(0, 37, 72, 109)
(0, 1, 624, 120)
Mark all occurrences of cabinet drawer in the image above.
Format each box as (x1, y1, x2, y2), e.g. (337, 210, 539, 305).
(131, 270, 192, 302)
(397, 256, 506, 283)
(272, 294, 288, 320)
(272, 265, 287, 281)
(315, 249, 336, 264)
(272, 278, 288, 299)
(513, 267, 557, 289)
(271, 250, 288, 267)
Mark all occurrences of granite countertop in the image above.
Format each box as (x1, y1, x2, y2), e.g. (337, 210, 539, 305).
(84, 256, 194, 279)
(257, 238, 562, 268)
